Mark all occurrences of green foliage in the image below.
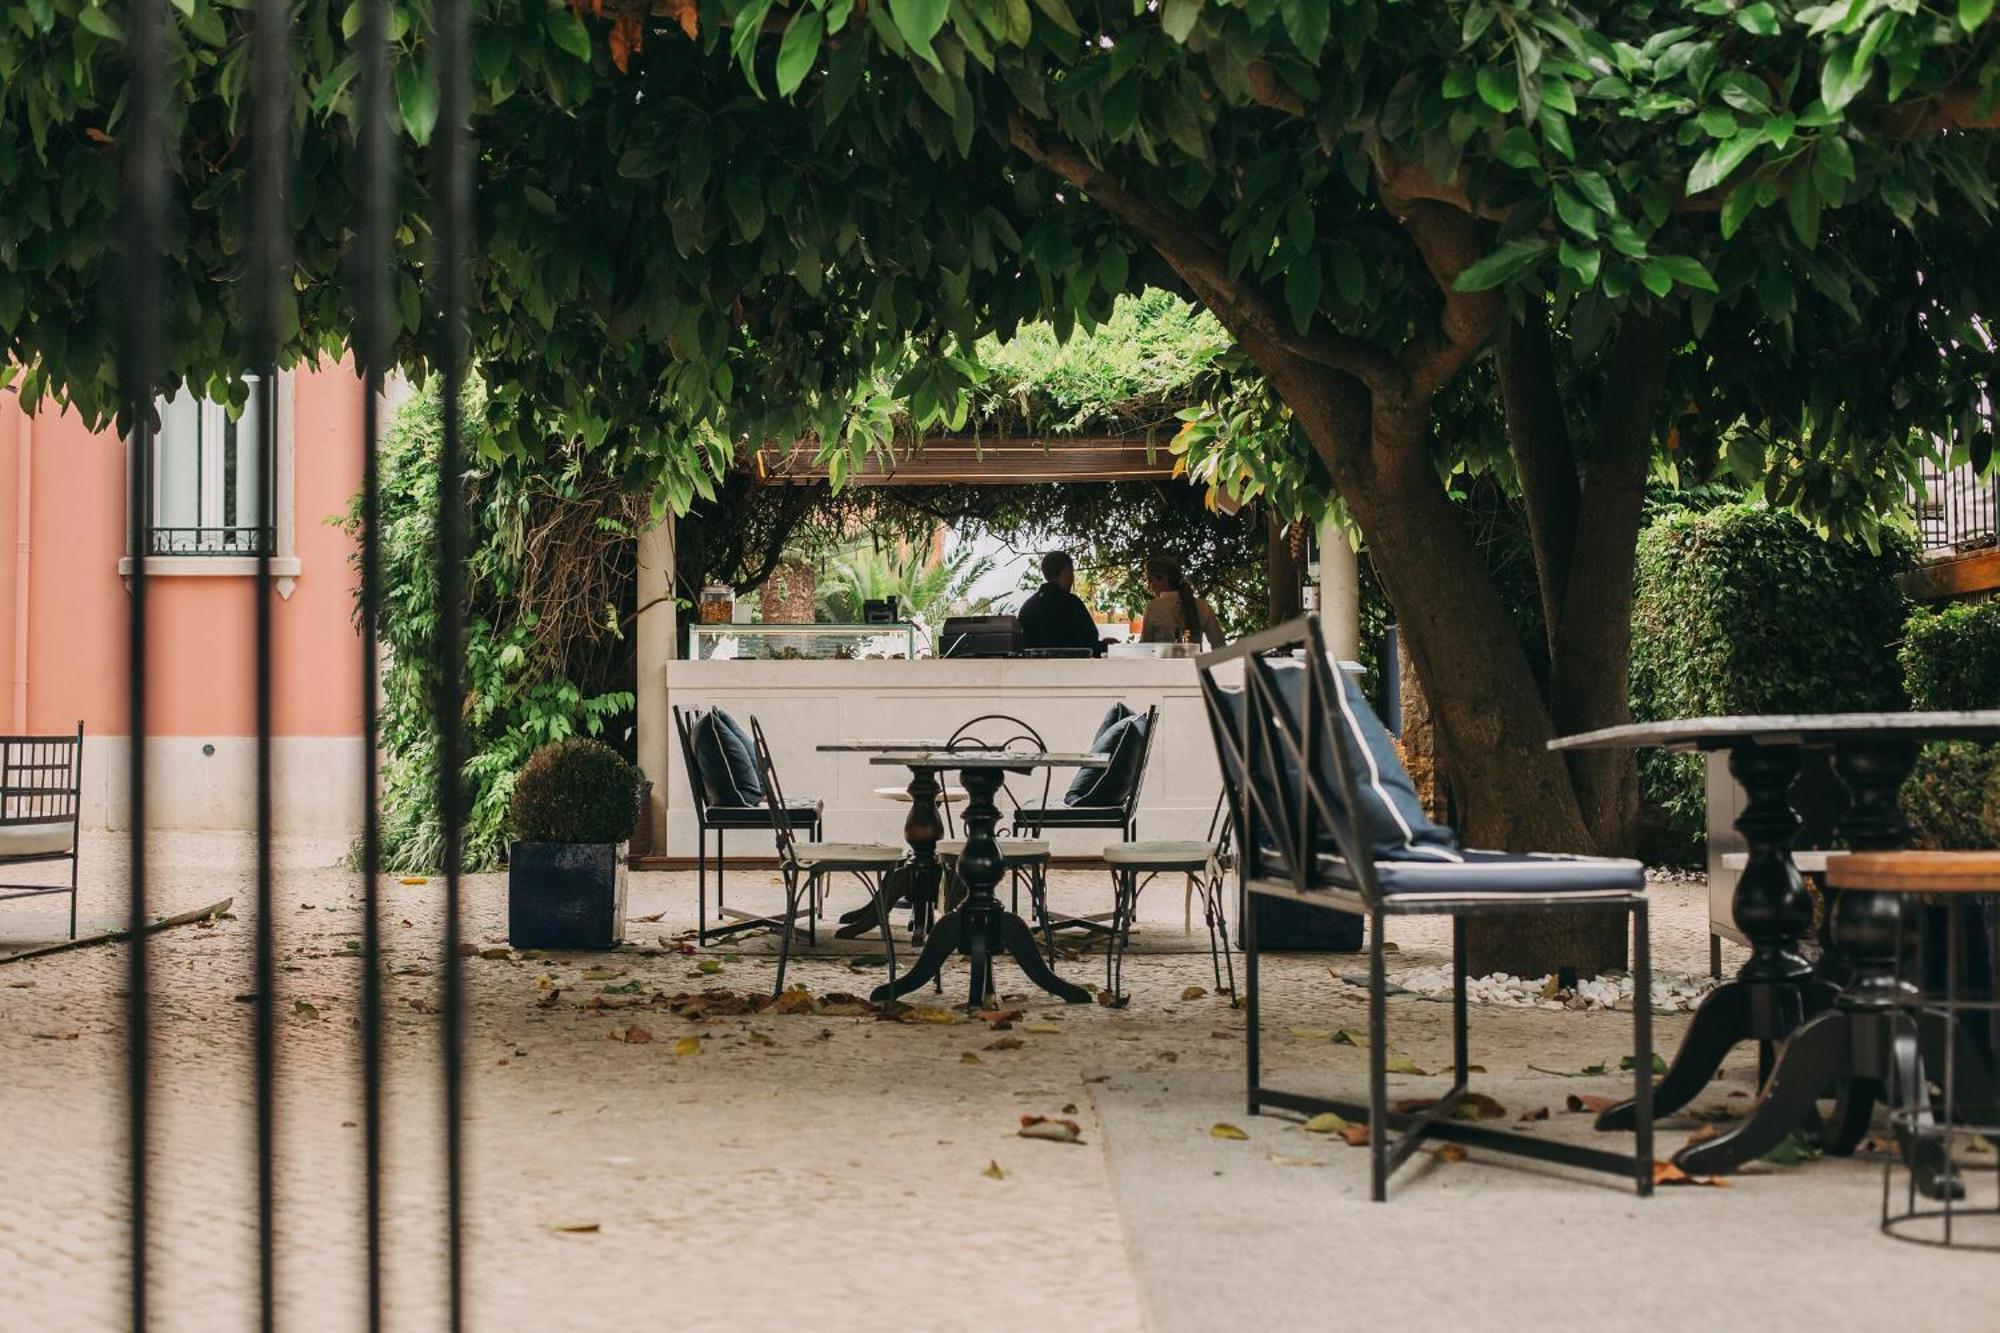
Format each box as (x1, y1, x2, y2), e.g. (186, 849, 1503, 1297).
(1901, 599, 2000, 710)
(1631, 505, 1912, 841)
(1900, 599, 2000, 849)
(509, 738, 642, 844)
(814, 538, 995, 628)
(354, 380, 637, 873)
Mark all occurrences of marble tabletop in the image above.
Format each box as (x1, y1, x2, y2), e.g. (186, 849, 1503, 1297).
(1550, 710, 2000, 752)
(815, 739, 952, 752)
(869, 751, 1109, 769)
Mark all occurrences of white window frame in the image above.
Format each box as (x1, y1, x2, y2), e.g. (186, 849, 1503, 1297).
(119, 369, 301, 598)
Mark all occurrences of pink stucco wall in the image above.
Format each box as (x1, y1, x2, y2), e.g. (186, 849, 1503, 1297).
(0, 360, 365, 740)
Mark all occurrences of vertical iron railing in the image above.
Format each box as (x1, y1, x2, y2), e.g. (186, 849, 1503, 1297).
(1915, 458, 2000, 556)
(114, 0, 470, 1323)
(354, 0, 394, 1326)
(116, 0, 166, 1325)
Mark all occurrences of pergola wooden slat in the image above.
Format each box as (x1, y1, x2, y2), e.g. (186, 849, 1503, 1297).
(754, 435, 1178, 486)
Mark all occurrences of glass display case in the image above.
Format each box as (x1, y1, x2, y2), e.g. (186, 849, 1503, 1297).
(687, 623, 918, 661)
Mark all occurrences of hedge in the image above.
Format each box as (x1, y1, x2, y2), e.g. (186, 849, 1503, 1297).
(1900, 599, 2000, 849)
(1630, 505, 1912, 846)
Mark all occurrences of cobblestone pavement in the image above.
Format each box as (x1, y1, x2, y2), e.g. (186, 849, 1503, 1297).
(0, 834, 1721, 1332)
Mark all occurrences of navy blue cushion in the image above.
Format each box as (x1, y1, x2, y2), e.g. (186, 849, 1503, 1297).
(1065, 702, 1135, 804)
(712, 708, 764, 803)
(1066, 712, 1149, 808)
(1262, 664, 1458, 864)
(692, 710, 762, 808)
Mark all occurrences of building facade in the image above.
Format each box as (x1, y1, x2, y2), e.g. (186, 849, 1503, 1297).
(0, 360, 374, 835)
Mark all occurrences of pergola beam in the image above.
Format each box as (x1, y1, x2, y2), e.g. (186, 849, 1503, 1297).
(754, 435, 1178, 486)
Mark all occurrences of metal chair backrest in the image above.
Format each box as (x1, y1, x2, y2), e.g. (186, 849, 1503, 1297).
(746, 716, 801, 870)
(945, 713, 1051, 831)
(1119, 704, 1161, 823)
(0, 723, 84, 836)
(1195, 616, 1382, 908)
(671, 704, 714, 823)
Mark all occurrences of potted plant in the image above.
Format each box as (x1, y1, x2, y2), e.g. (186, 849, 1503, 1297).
(507, 739, 643, 950)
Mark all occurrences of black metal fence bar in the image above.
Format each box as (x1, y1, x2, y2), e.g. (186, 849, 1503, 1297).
(248, 0, 288, 1326)
(355, 0, 394, 1324)
(1915, 460, 2000, 555)
(435, 1, 473, 1324)
(116, 0, 167, 1323)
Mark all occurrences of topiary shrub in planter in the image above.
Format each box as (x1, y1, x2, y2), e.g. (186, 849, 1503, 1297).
(508, 739, 643, 949)
(1900, 599, 2000, 850)
(1631, 505, 1911, 849)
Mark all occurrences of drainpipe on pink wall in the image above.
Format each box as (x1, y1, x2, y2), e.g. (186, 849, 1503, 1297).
(11, 404, 29, 730)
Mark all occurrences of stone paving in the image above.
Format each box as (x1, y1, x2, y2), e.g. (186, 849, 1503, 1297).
(0, 834, 1732, 1331)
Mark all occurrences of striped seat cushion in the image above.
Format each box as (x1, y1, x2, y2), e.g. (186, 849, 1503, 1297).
(1316, 849, 1644, 900)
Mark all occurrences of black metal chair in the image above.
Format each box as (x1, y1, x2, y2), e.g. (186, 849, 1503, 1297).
(0, 723, 84, 939)
(1197, 616, 1653, 1201)
(673, 704, 823, 945)
(747, 717, 903, 995)
(1102, 791, 1235, 997)
(1011, 703, 1158, 844)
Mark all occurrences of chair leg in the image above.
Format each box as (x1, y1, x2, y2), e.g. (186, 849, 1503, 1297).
(772, 875, 800, 997)
(1245, 891, 1261, 1112)
(1184, 872, 1194, 935)
(1452, 915, 1469, 1086)
(696, 825, 708, 943)
(1369, 907, 1389, 1203)
(716, 830, 726, 911)
(1034, 865, 1055, 960)
(1105, 870, 1125, 996)
(875, 872, 898, 986)
(1634, 900, 1655, 1198)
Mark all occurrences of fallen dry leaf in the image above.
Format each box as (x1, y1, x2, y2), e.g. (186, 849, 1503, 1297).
(1267, 1153, 1323, 1167)
(31, 1031, 79, 1041)
(581, 967, 622, 982)
(1333, 1028, 1369, 1047)
(982, 1160, 1007, 1180)
(1181, 986, 1208, 1001)
(1301, 1112, 1351, 1135)
(1018, 1115, 1084, 1145)
(479, 947, 511, 961)
(976, 1007, 1024, 1026)
(1520, 1106, 1550, 1122)
(1095, 990, 1131, 1009)
(294, 1000, 320, 1021)
(1022, 1022, 1062, 1034)
(985, 1036, 1025, 1051)
(397, 877, 428, 886)
(1564, 1092, 1621, 1115)
(547, 1219, 600, 1233)
(536, 989, 563, 1009)
(1210, 1123, 1249, 1141)
(1432, 1143, 1469, 1163)
(771, 990, 815, 1015)
(670, 1036, 702, 1057)
(632, 911, 666, 923)
(1653, 1160, 1732, 1188)
(608, 1025, 653, 1045)
(747, 1030, 775, 1046)
(1338, 1124, 1371, 1147)
(902, 1006, 963, 1025)
(960, 1052, 982, 1065)
(1289, 1026, 1334, 1041)
(1383, 1057, 1427, 1076)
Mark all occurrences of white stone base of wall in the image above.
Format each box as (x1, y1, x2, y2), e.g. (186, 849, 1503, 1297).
(78, 736, 367, 837)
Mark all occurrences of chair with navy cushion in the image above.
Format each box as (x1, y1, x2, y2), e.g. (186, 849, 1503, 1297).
(0, 723, 84, 939)
(1011, 703, 1157, 844)
(672, 704, 823, 945)
(1197, 615, 1653, 1201)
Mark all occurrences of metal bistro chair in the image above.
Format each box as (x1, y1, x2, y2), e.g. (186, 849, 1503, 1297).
(673, 704, 823, 944)
(748, 717, 903, 996)
(1103, 791, 1235, 998)
(1196, 616, 1654, 1201)
(1013, 704, 1159, 943)
(0, 723, 85, 939)
(932, 714, 1056, 954)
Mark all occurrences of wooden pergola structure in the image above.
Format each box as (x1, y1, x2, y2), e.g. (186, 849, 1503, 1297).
(753, 433, 1179, 486)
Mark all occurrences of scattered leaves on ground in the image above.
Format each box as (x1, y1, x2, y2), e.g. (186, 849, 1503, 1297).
(1209, 1123, 1249, 1140)
(1338, 1123, 1371, 1147)
(293, 1000, 320, 1021)
(580, 967, 622, 982)
(1332, 1028, 1369, 1047)
(1393, 1092, 1505, 1121)
(1289, 1026, 1333, 1041)
(1022, 1022, 1062, 1034)
(1382, 1056, 1427, 1076)
(1620, 1053, 1669, 1075)
(397, 877, 428, 886)
(960, 1052, 982, 1064)
(1761, 1134, 1821, 1167)
(479, 947, 511, 961)
(982, 1160, 1007, 1180)
(547, 1219, 600, 1233)
(1302, 1112, 1351, 1135)
(1095, 991, 1130, 1009)
(670, 1035, 702, 1057)
(985, 1036, 1025, 1051)
(1267, 1154, 1322, 1167)
(975, 1007, 1024, 1026)
(1519, 1106, 1550, 1122)
(1181, 986, 1208, 1001)
(696, 959, 723, 975)
(1431, 1143, 1469, 1164)
(1018, 1115, 1084, 1145)
(608, 1024, 652, 1044)
(902, 1006, 962, 1025)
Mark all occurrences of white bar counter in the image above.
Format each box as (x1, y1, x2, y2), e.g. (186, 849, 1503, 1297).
(661, 657, 1229, 857)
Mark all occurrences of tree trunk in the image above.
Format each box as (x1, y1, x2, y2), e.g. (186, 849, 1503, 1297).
(1265, 505, 1302, 626)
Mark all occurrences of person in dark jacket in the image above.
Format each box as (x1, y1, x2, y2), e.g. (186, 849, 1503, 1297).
(1017, 551, 1105, 655)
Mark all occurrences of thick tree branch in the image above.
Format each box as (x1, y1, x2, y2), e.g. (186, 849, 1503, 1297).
(1381, 188, 1502, 403)
(1495, 305, 1580, 649)
(1007, 112, 1399, 389)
